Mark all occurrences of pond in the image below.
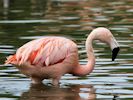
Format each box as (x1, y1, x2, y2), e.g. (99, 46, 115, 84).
(0, 0, 133, 100)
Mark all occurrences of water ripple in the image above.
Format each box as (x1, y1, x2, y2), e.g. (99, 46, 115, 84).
(0, 20, 59, 24)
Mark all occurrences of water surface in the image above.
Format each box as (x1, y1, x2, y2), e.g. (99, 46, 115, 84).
(0, 0, 133, 100)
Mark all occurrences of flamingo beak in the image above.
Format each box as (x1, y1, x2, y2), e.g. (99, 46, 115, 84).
(112, 47, 120, 61)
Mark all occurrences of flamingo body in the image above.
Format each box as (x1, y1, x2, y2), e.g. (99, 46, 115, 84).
(5, 27, 119, 85)
(5, 37, 79, 85)
(7, 37, 77, 67)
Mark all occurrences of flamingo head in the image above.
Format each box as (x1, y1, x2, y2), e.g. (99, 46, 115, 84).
(88, 27, 120, 61)
(109, 34, 120, 61)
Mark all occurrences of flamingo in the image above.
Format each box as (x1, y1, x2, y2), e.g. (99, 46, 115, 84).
(5, 27, 120, 85)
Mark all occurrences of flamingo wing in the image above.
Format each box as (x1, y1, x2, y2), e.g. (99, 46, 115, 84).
(5, 37, 77, 67)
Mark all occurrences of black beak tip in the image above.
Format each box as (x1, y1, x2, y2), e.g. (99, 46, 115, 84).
(112, 58, 115, 61)
(112, 59, 115, 61)
(112, 47, 120, 61)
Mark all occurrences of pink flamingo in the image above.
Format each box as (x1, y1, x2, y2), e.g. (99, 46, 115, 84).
(5, 27, 119, 85)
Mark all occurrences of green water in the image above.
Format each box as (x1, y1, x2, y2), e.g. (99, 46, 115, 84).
(0, 0, 133, 100)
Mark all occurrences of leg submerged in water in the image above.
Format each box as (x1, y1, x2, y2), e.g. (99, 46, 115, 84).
(31, 77, 43, 84)
(52, 77, 60, 86)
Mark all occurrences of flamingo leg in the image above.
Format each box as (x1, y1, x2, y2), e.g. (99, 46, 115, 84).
(52, 78, 60, 86)
(31, 77, 43, 84)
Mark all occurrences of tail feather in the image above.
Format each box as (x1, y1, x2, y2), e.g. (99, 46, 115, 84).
(5, 55, 17, 65)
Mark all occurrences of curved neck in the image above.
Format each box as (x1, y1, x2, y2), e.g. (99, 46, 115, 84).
(72, 27, 119, 76)
(73, 36, 95, 76)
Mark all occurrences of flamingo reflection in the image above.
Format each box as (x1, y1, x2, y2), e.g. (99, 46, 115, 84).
(20, 83, 96, 100)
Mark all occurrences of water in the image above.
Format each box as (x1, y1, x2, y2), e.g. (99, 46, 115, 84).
(0, 0, 133, 100)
